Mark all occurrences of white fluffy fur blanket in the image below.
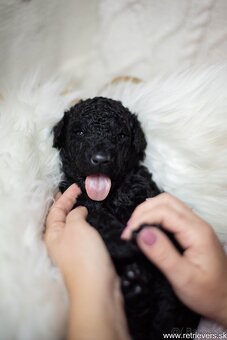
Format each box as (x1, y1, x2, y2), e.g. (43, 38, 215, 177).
(0, 66, 227, 339)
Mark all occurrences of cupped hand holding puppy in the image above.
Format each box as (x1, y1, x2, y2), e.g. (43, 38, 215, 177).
(121, 193, 227, 328)
(44, 184, 130, 340)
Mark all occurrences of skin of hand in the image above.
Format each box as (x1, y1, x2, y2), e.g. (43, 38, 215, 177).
(44, 184, 130, 340)
(121, 193, 227, 328)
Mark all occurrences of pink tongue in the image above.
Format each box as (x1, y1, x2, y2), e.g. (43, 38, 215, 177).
(85, 175, 112, 201)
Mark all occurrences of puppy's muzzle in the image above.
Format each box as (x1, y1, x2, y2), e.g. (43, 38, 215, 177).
(90, 152, 111, 166)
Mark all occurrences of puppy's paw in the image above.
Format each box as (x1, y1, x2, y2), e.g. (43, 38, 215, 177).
(121, 263, 147, 299)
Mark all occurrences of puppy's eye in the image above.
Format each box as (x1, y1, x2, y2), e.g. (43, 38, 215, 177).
(118, 133, 128, 139)
(74, 130, 84, 136)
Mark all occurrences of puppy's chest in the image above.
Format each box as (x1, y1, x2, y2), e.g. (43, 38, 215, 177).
(76, 193, 133, 231)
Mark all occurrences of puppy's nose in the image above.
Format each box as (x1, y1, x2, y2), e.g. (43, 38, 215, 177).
(91, 152, 111, 166)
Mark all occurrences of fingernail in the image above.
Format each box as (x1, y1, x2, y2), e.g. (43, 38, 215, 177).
(139, 228, 157, 246)
(121, 227, 129, 239)
(55, 192, 61, 200)
(72, 183, 81, 194)
(120, 219, 132, 239)
(126, 218, 132, 226)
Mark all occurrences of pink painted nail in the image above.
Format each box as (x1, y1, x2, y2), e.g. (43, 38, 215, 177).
(139, 228, 157, 246)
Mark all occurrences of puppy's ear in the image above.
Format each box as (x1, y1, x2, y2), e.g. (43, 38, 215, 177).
(53, 113, 67, 149)
(131, 114, 147, 160)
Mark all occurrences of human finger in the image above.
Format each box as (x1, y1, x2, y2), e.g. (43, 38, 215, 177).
(127, 193, 195, 231)
(66, 206, 88, 223)
(132, 193, 191, 221)
(121, 204, 209, 250)
(54, 192, 62, 201)
(46, 184, 81, 228)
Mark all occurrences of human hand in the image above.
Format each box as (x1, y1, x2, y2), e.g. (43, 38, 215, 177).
(121, 193, 227, 327)
(44, 183, 117, 295)
(44, 184, 130, 340)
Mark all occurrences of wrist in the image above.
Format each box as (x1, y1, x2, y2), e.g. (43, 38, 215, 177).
(68, 268, 120, 303)
(207, 279, 227, 328)
(64, 263, 119, 299)
(216, 292, 227, 328)
(67, 274, 129, 340)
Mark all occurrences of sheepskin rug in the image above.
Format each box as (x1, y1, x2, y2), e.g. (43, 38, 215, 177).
(0, 65, 227, 339)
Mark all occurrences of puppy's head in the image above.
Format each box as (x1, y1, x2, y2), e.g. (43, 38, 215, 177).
(53, 97, 146, 201)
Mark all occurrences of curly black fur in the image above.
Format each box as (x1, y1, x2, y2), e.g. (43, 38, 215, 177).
(53, 97, 200, 340)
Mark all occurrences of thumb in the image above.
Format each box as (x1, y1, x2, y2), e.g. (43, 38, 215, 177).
(67, 206, 88, 223)
(137, 227, 191, 287)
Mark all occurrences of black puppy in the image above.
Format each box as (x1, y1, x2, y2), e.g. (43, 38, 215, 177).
(53, 97, 200, 340)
